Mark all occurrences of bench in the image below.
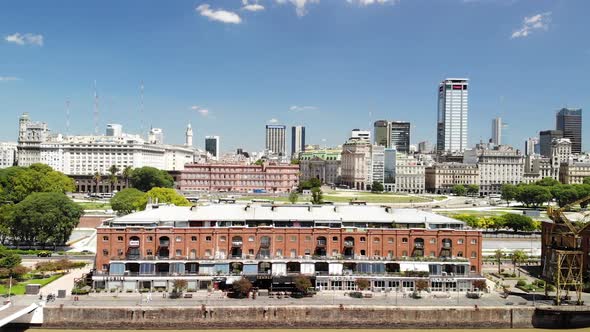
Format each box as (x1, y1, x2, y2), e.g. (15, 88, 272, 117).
(183, 293, 193, 298)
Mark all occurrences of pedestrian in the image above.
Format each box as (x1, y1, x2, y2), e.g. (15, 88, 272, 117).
(147, 292, 152, 303)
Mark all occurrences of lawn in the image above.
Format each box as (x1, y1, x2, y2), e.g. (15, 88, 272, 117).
(76, 201, 111, 210)
(0, 273, 64, 295)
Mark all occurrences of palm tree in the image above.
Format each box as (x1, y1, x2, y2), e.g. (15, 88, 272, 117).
(122, 166, 133, 189)
(511, 250, 528, 277)
(93, 171, 102, 194)
(494, 249, 505, 274)
(107, 165, 120, 193)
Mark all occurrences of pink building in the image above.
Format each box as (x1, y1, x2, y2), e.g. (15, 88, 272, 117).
(178, 163, 299, 193)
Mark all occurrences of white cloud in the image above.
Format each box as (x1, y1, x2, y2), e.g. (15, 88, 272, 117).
(276, 0, 320, 17)
(0, 76, 21, 81)
(268, 118, 279, 124)
(196, 4, 242, 24)
(242, 0, 265, 11)
(511, 12, 551, 39)
(289, 105, 318, 112)
(190, 105, 210, 116)
(5, 33, 44, 46)
(347, 0, 396, 5)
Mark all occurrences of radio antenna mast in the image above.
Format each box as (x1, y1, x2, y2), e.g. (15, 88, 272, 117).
(66, 99, 71, 135)
(93, 80, 99, 135)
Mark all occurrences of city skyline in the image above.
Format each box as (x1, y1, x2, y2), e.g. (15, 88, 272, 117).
(1, 0, 589, 153)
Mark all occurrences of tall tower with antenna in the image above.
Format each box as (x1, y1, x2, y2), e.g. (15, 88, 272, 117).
(140, 81, 145, 138)
(186, 123, 193, 147)
(93, 80, 99, 135)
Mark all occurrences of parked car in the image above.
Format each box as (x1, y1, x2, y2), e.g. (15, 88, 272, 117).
(37, 251, 52, 257)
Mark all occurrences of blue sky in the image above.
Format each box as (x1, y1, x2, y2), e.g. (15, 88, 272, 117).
(1, 0, 589, 153)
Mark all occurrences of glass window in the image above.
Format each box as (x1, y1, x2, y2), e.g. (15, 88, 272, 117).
(290, 236, 297, 242)
(102, 236, 109, 241)
(191, 236, 197, 242)
(248, 236, 255, 242)
(471, 239, 477, 244)
(276, 235, 283, 242)
(176, 236, 182, 242)
(471, 251, 477, 258)
(206, 236, 212, 242)
(176, 249, 182, 256)
(360, 237, 366, 242)
(373, 237, 380, 243)
(332, 236, 338, 241)
(102, 249, 108, 256)
(402, 238, 408, 243)
(147, 236, 153, 242)
(117, 236, 123, 242)
(457, 239, 464, 244)
(220, 236, 226, 242)
(387, 237, 394, 244)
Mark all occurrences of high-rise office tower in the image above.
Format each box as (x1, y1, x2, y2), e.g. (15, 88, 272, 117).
(291, 126, 306, 157)
(148, 128, 164, 144)
(436, 78, 469, 153)
(524, 137, 540, 156)
(205, 136, 220, 160)
(539, 130, 563, 157)
(556, 108, 582, 154)
(374, 120, 411, 153)
(106, 124, 123, 137)
(265, 125, 286, 156)
(491, 117, 502, 145)
(185, 123, 193, 147)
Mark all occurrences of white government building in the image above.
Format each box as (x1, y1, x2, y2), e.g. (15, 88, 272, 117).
(16, 113, 203, 176)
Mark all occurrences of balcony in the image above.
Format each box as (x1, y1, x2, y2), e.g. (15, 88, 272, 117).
(129, 240, 140, 247)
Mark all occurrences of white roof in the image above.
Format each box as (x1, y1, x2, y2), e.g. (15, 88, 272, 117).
(110, 203, 464, 227)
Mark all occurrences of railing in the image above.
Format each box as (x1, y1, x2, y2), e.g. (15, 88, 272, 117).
(93, 270, 482, 278)
(108, 255, 471, 263)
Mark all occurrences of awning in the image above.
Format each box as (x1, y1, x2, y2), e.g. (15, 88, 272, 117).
(399, 262, 429, 272)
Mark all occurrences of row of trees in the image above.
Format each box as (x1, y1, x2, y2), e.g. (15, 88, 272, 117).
(91, 166, 174, 193)
(452, 213, 540, 232)
(452, 184, 480, 197)
(501, 177, 590, 208)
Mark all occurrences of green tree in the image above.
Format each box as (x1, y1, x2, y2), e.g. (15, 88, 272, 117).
(135, 188, 191, 210)
(415, 279, 429, 293)
(0, 165, 75, 203)
(173, 279, 188, 293)
(92, 171, 102, 194)
(0, 245, 21, 269)
(517, 185, 551, 207)
(466, 184, 479, 197)
(290, 159, 300, 165)
(584, 177, 590, 185)
(130, 167, 174, 192)
(371, 181, 384, 193)
(573, 184, 590, 208)
(502, 213, 535, 232)
(0, 205, 13, 244)
(493, 249, 505, 274)
(311, 187, 323, 205)
(510, 250, 528, 276)
(122, 166, 133, 189)
(536, 177, 560, 187)
(107, 165, 120, 193)
(294, 275, 312, 294)
(110, 188, 145, 215)
(10, 192, 83, 247)
(501, 184, 520, 206)
(551, 185, 579, 207)
(254, 159, 264, 166)
(309, 178, 321, 188)
(452, 214, 481, 228)
(288, 191, 299, 204)
(452, 185, 466, 196)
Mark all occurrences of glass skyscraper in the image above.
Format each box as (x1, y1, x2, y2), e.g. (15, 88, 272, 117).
(436, 78, 469, 153)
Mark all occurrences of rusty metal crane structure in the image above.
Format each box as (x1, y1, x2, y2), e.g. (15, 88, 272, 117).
(543, 196, 590, 305)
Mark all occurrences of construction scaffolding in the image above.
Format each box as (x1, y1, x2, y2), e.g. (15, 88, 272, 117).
(543, 196, 590, 305)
